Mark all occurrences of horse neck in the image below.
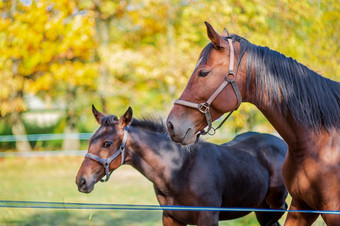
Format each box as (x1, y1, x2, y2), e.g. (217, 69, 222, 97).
(242, 79, 316, 155)
(125, 126, 186, 189)
(234, 45, 314, 150)
(255, 104, 311, 150)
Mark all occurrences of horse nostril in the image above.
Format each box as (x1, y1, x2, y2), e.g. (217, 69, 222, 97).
(79, 177, 86, 187)
(167, 121, 174, 134)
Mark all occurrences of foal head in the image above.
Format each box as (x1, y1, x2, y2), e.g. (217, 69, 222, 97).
(167, 22, 244, 145)
(76, 105, 132, 193)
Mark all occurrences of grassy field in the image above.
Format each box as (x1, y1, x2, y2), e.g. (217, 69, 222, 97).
(0, 156, 326, 225)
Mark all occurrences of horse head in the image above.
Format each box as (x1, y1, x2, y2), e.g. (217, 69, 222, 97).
(76, 105, 132, 193)
(167, 22, 244, 145)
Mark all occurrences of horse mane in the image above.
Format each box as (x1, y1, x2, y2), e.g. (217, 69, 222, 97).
(130, 116, 167, 134)
(227, 35, 340, 131)
(99, 114, 166, 134)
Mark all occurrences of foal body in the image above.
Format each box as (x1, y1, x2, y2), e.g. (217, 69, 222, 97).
(76, 108, 288, 226)
(126, 130, 287, 225)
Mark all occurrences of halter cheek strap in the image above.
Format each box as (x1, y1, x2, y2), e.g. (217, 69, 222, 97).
(85, 126, 128, 183)
(175, 38, 242, 136)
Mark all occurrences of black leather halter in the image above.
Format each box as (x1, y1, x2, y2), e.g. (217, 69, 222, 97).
(174, 37, 242, 136)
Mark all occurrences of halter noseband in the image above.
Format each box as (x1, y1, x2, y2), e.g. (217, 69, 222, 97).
(174, 37, 242, 136)
(85, 126, 128, 182)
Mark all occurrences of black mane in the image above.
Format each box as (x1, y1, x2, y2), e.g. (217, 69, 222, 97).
(100, 114, 166, 134)
(130, 117, 167, 134)
(202, 34, 340, 131)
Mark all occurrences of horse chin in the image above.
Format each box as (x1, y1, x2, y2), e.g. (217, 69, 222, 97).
(179, 128, 197, 145)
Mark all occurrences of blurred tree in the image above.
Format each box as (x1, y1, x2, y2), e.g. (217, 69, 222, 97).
(78, 0, 130, 113)
(0, 0, 33, 152)
(1, 0, 339, 150)
(0, 0, 97, 151)
(71, 0, 338, 130)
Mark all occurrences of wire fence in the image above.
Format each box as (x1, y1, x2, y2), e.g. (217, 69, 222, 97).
(0, 150, 86, 158)
(1, 200, 339, 215)
(0, 133, 90, 158)
(1, 133, 339, 216)
(0, 133, 92, 142)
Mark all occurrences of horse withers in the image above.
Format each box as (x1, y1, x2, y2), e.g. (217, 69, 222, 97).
(76, 106, 288, 226)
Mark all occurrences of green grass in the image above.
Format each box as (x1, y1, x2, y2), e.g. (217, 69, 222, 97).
(0, 157, 326, 225)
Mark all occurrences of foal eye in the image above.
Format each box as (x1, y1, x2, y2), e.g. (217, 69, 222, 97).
(103, 141, 112, 148)
(198, 70, 210, 77)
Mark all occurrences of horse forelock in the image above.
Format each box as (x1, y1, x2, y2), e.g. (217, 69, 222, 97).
(199, 42, 214, 66)
(89, 115, 118, 145)
(99, 115, 118, 126)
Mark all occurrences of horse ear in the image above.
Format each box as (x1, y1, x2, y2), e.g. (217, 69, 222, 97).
(119, 107, 133, 128)
(221, 28, 230, 37)
(204, 21, 224, 49)
(92, 104, 105, 125)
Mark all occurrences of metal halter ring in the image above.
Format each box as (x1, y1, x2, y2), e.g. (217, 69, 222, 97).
(225, 71, 236, 82)
(207, 127, 216, 136)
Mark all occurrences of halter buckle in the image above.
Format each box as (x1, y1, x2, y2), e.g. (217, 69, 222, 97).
(198, 102, 210, 114)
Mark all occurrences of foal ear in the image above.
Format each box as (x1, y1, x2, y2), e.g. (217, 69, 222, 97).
(204, 21, 225, 49)
(92, 104, 105, 125)
(119, 107, 133, 128)
(221, 28, 230, 37)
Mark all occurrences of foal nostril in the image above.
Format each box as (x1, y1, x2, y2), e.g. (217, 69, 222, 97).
(167, 121, 174, 134)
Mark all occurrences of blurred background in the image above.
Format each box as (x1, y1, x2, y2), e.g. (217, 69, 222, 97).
(0, 0, 338, 225)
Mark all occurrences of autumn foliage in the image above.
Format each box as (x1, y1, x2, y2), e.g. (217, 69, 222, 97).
(0, 0, 339, 150)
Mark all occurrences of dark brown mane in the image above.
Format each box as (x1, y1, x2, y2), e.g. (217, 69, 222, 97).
(130, 117, 166, 134)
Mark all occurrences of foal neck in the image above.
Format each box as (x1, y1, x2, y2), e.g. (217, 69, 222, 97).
(125, 125, 187, 191)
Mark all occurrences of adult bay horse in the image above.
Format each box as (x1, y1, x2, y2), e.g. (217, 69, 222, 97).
(76, 106, 288, 226)
(166, 22, 340, 225)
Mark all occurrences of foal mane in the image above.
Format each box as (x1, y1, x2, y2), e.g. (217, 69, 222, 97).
(201, 34, 340, 131)
(130, 117, 167, 134)
(100, 114, 166, 134)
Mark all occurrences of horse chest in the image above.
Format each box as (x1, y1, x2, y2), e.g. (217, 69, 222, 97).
(282, 149, 340, 210)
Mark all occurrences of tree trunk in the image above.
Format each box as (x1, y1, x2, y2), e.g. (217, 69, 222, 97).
(96, 19, 110, 113)
(10, 111, 32, 152)
(62, 90, 80, 151)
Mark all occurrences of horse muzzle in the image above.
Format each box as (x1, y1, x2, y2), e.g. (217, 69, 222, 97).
(166, 113, 197, 145)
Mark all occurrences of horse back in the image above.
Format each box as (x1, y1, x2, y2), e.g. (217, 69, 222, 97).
(224, 132, 287, 159)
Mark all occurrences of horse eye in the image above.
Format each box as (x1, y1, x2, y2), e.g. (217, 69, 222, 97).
(198, 70, 210, 77)
(103, 141, 112, 148)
